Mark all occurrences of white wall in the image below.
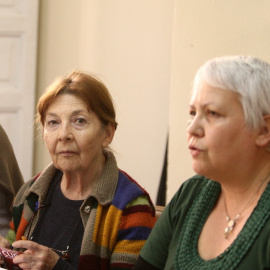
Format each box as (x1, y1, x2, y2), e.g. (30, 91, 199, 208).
(34, 1, 174, 203)
(168, 0, 270, 201)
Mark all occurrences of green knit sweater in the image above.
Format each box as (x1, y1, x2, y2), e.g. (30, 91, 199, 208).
(140, 175, 270, 270)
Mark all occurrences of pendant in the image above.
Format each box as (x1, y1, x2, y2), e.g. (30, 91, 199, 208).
(224, 217, 235, 239)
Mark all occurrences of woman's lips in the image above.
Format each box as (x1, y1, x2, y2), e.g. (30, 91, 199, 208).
(189, 145, 202, 157)
(58, 151, 76, 156)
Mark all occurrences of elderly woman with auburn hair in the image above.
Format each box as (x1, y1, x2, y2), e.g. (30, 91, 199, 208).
(0, 71, 156, 270)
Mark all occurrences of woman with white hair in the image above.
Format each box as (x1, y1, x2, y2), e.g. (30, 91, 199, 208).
(134, 56, 270, 269)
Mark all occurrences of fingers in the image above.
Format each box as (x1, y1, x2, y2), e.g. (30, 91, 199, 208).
(0, 236, 11, 248)
(12, 240, 40, 251)
(12, 241, 59, 269)
(0, 241, 14, 268)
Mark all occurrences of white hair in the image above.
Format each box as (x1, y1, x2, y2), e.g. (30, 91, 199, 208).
(193, 55, 270, 130)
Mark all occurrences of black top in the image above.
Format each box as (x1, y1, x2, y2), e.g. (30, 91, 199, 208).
(30, 170, 84, 269)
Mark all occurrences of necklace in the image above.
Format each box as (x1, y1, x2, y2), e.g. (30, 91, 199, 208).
(223, 172, 270, 239)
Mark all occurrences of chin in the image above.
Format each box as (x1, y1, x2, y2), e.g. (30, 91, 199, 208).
(56, 162, 77, 172)
(192, 164, 210, 178)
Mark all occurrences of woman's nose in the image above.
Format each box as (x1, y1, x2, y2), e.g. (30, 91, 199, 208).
(187, 117, 204, 137)
(57, 124, 73, 141)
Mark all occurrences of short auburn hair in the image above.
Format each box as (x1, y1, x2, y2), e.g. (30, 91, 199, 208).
(36, 71, 118, 129)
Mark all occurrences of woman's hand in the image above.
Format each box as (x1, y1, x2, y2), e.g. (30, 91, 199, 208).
(0, 236, 11, 248)
(12, 240, 59, 270)
(0, 236, 11, 265)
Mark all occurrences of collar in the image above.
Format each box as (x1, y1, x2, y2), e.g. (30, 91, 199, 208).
(25, 151, 119, 206)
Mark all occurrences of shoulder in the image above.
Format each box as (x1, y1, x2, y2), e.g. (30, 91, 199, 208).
(166, 175, 218, 219)
(13, 177, 37, 207)
(118, 170, 149, 195)
(16, 163, 58, 199)
(173, 175, 214, 200)
(112, 170, 155, 212)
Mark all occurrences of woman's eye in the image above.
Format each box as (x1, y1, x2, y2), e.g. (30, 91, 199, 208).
(207, 110, 219, 116)
(189, 110, 196, 117)
(45, 119, 59, 130)
(75, 118, 86, 125)
(47, 120, 58, 126)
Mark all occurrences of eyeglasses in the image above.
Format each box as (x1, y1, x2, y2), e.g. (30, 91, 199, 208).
(50, 247, 70, 261)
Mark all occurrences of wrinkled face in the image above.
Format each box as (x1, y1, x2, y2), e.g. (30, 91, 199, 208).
(187, 82, 259, 179)
(43, 94, 111, 174)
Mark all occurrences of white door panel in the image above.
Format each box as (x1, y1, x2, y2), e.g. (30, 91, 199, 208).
(0, 0, 39, 181)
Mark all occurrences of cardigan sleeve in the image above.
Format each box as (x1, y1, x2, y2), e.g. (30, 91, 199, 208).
(110, 195, 156, 269)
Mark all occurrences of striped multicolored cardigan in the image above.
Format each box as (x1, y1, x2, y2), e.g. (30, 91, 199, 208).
(7, 151, 156, 269)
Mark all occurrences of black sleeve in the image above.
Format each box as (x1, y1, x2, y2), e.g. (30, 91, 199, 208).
(53, 258, 76, 270)
(132, 256, 161, 270)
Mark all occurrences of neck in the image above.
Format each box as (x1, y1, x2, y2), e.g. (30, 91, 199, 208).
(60, 158, 106, 200)
(221, 169, 270, 219)
(221, 169, 270, 239)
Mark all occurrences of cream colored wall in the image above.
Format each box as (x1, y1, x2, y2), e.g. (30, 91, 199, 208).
(168, 0, 270, 201)
(36, 1, 270, 204)
(34, 1, 174, 202)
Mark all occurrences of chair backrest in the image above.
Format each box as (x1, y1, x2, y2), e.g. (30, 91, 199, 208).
(155, 205, 165, 219)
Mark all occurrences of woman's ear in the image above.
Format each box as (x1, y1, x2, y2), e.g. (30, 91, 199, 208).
(256, 115, 270, 147)
(102, 123, 115, 148)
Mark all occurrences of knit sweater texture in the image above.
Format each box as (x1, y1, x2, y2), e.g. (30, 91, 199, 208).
(8, 152, 156, 269)
(140, 175, 270, 269)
